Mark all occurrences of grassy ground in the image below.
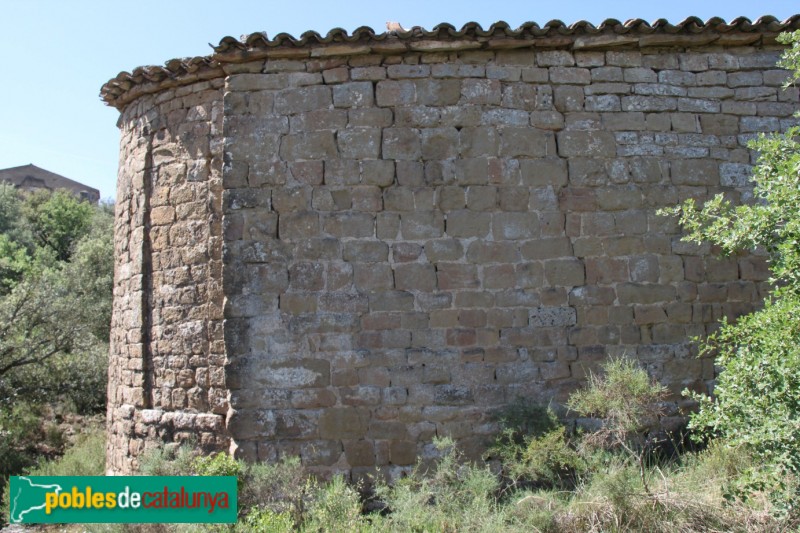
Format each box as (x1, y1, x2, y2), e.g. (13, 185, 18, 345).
(4, 425, 793, 532)
(4, 361, 796, 531)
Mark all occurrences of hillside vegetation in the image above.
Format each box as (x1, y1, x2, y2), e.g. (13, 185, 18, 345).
(0, 187, 112, 498)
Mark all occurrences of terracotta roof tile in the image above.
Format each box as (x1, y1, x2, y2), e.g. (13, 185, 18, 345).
(101, 15, 800, 110)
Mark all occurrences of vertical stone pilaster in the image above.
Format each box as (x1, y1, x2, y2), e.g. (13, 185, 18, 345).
(107, 81, 229, 473)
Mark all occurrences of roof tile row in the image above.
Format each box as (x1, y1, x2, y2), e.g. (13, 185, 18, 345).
(102, 15, 800, 110)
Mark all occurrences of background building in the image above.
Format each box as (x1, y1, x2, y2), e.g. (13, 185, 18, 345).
(0, 164, 100, 203)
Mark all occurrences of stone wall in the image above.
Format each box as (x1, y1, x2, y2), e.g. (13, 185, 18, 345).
(107, 81, 228, 473)
(105, 20, 799, 477)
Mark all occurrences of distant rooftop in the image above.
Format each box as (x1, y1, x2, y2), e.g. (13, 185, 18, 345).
(0, 164, 100, 203)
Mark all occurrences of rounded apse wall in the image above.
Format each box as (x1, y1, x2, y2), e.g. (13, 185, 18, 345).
(103, 17, 799, 477)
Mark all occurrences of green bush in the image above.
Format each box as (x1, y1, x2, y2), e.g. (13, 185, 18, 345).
(0, 403, 42, 476)
(0, 188, 112, 415)
(688, 294, 800, 510)
(374, 437, 508, 532)
(27, 428, 105, 476)
(236, 507, 294, 533)
(138, 446, 313, 529)
(488, 403, 585, 490)
(2, 426, 105, 524)
(193, 452, 243, 479)
(138, 444, 197, 477)
(664, 30, 800, 512)
(240, 458, 309, 524)
(304, 475, 364, 532)
(518, 427, 586, 488)
(568, 357, 668, 493)
(493, 399, 560, 445)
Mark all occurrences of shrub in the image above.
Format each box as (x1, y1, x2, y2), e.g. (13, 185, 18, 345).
(664, 30, 800, 512)
(2, 426, 105, 525)
(374, 437, 508, 532)
(689, 294, 800, 511)
(137, 446, 315, 529)
(27, 428, 105, 476)
(493, 399, 560, 445)
(138, 444, 197, 477)
(487, 401, 580, 489)
(192, 452, 243, 479)
(517, 427, 586, 489)
(304, 475, 364, 532)
(235, 507, 294, 533)
(567, 357, 668, 493)
(488, 405, 585, 491)
(239, 457, 309, 524)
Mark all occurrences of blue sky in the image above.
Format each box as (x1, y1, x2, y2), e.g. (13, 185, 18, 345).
(1, 1, 797, 200)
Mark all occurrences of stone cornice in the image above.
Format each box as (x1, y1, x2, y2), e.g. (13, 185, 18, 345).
(101, 15, 800, 110)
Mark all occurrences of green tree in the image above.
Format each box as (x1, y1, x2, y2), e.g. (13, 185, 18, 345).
(666, 31, 800, 509)
(0, 188, 112, 513)
(21, 189, 94, 263)
(0, 189, 112, 413)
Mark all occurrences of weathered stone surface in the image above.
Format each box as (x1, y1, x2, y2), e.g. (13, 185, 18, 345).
(108, 35, 784, 478)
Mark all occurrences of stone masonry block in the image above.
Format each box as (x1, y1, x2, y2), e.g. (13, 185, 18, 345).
(425, 239, 464, 262)
(556, 131, 616, 157)
(421, 128, 460, 160)
(550, 67, 590, 84)
(369, 291, 415, 312)
(354, 263, 394, 290)
(344, 440, 375, 467)
(437, 264, 479, 290)
(349, 108, 393, 128)
(621, 96, 677, 112)
(343, 241, 388, 262)
(466, 241, 520, 264)
(596, 186, 643, 211)
(670, 159, 719, 186)
(617, 283, 677, 304)
(279, 211, 320, 240)
(492, 213, 540, 240)
(319, 408, 369, 439)
(520, 158, 568, 187)
(500, 128, 555, 157)
(376, 80, 416, 106)
(446, 210, 491, 238)
(455, 158, 490, 185)
(459, 127, 499, 158)
(338, 128, 381, 159)
(395, 263, 437, 291)
(289, 262, 325, 290)
(537, 50, 574, 67)
(466, 186, 497, 211)
(607, 51, 641, 67)
(324, 212, 375, 238)
(383, 128, 421, 160)
(333, 82, 374, 108)
(272, 187, 310, 212)
(545, 258, 585, 287)
(461, 79, 501, 105)
(290, 109, 347, 132)
(280, 132, 337, 160)
(274, 86, 332, 114)
(401, 212, 445, 239)
(416, 79, 462, 106)
(530, 307, 577, 327)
